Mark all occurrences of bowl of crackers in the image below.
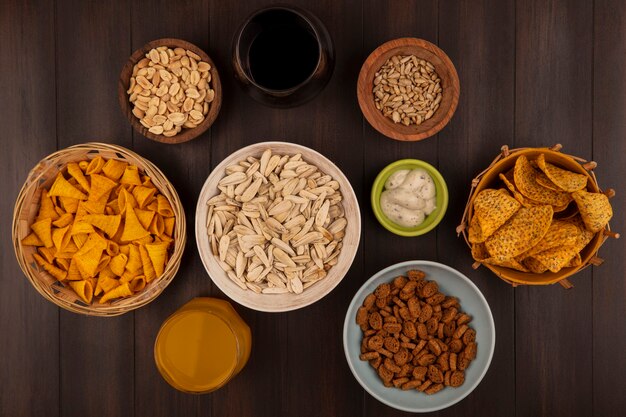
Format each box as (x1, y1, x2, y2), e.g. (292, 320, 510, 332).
(118, 38, 222, 144)
(195, 141, 361, 312)
(357, 37, 460, 142)
(12, 142, 186, 316)
(343, 260, 495, 412)
(459, 144, 618, 286)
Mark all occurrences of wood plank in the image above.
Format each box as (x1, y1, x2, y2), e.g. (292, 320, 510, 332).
(436, 0, 516, 415)
(129, 1, 211, 416)
(514, 0, 593, 416)
(207, 2, 288, 416)
(592, 0, 626, 415)
(268, 1, 365, 416)
(0, 1, 59, 416)
(362, 1, 439, 415)
(55, 0, 134, 416)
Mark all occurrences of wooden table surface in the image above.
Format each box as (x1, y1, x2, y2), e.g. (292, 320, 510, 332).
(1, 0, 625, 416)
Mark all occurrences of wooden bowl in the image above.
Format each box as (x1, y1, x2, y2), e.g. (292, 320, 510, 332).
(118, 38, 222, 144)
(459, 145, 617, 287)
(357, 38, 460, 142)
(12, 143, 186, 316)
(195, 141, 361, 312)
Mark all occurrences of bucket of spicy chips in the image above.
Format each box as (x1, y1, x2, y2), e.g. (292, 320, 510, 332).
(12, 142, 186, 316)
(458, 144, 618, 287)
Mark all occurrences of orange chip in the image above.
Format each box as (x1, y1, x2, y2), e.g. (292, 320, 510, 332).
(149, 214, 165, 236)
(67, 162, 90, 192)
(135, 208, 155, 230)
(485, 205, 553, 259)
(119, 244, 130, 255)
(118, 188, 138, 214)
(146, 200, 158, 212)
(48, 173, 87, 200)
(121, 204, 150, 242)
(566, 215, 596, 253)
(120, 165, 142, 185)
(71, 221, 96, 235)
(520, 220, 578, 259)
(138, 244, 156, 282)
(537, 154, 587, 192)
(33, 253, 67, 281)
(163, 217, 175, 237)
(55, 258, 70, 272)
(89, 174, 117, 202)
(499, 173, 539, 208)
(52, 225, 72, 252)
(31, 218, 53, 248)
(102, 159, 128, 182)
(96, 269, 119, 296)
(132, 186, 157, 209)
(109, 253, 128, 276)
(565, 253, 582, 267)
(99, 282, 132, 304)
(142, 177, 156, 189)
(469, 189, 520, 243)
(81, 214, 121, 238)
(106, 240, 119, 256)
(145, 241, 169, 278)
(38, 247, 57, 264)
(129, 275, 147, 292)
(125, 244, 143, 273)
(571, 190, 613, 233)
(21, 232, 44, 246)
(52, 213, 74, 228)
(72, 233, 89, 249)
(482, 257, 529, 272)
(85, 156, 105, 175)
(107, 199, 120, 215)
(522, 257, 548, 274)
(533, 245, 579, 273)
(58, 196, 80, 214)
(75, 245, 104, 278)
(156, 195, 174, 217)
(514, 155, 571, 207)
(535, 170, 561, 191)
(69, 280, 94, 304)
(36, 189, 60, 222)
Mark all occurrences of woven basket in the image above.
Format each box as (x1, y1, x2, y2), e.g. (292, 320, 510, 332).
(12, 142, 186, 316)
(457, 144, 618, 288)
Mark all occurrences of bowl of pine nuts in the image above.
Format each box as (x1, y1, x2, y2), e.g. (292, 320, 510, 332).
(357, 38, 459, 142)
(118, 38, 222, 144)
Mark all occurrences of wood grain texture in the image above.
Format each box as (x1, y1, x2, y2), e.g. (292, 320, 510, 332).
(0, 1, 59, 416)
(592, 0, 626, 415)
(514, 0, 594, 416)
(357, 37, 460, 142)
(129, 1, 212, 416)
(437, 0, 516, 416)
(362, 1, 439, 416)
(55, 0, 135, 415)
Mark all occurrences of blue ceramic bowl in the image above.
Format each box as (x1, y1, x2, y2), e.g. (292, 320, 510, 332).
(343, 260, 495, 413)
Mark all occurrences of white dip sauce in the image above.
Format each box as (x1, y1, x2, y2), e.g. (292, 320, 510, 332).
(380, 168, 437, 228)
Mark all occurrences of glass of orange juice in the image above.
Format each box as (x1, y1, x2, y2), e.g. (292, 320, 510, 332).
(154, 297, 251, 393)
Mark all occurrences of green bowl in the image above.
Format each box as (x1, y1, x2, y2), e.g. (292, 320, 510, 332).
(371, 159, 448, 237)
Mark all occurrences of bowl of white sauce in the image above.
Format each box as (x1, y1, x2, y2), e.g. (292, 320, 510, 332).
(371, 159, 448, 236)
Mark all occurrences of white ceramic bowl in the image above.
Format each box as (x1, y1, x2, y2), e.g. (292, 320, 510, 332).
(343, 260, 495, 412)
(195, 141, 361, 312)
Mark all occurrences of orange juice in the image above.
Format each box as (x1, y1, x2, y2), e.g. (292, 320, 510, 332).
(154, 298, 251, 393)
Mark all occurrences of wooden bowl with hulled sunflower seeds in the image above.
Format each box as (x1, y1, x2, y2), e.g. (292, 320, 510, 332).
(118, 38, 222, 144)
(357, 37, 459, 142)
